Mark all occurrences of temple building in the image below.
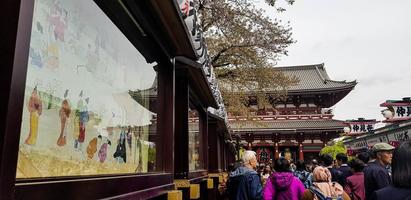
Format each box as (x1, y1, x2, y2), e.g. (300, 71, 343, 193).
(1, 0, 234, 199)
(230, 63, 357, 162)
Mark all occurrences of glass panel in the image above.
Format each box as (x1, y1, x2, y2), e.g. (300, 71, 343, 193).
(17, 0, 158, 178)
(188, 108, 201, 170)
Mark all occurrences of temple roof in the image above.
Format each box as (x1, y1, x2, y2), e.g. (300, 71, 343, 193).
(230, 119, 345, 132)
(276, 63, 357, 93)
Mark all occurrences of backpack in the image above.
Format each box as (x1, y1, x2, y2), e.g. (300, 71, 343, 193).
(294, 170, 309, 183)
(309, 185, 343, 200)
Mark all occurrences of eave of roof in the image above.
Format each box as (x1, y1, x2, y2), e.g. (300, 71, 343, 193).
(230, 119, 345, 132)
(274, 63, 357, 93)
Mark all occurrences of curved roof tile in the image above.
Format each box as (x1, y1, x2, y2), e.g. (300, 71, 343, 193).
(230, 119, 345, 131)
(275, 63, 357, 92)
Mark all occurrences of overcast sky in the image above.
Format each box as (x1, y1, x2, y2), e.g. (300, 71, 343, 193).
(257, 0, 411, 121)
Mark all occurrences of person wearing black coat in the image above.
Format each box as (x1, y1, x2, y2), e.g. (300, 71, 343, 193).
(364, 143, 395, 199)
(336, 153, 352, 187)
(320, 154, 344, 186)
(371, 141, 411, 200)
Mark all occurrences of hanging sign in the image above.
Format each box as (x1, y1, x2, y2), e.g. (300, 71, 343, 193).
(346, 138, 368, 150)
(380, 98, 411, 122)
(256, 147, 272, 163)
(344, 118, 378, 136)
(387, 129, 411, 143)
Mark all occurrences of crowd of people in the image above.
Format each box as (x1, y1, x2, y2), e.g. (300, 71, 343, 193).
(226, 141, 411, 200)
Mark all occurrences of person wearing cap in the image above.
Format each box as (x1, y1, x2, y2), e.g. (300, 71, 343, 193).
(371, 141, 411, 200)
(364, 142, 395, 200)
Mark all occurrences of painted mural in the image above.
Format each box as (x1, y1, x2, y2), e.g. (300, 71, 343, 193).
(17, 0, 157, 178)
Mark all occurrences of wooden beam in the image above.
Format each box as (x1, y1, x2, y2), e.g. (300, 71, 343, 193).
(175, 68, 189, 178)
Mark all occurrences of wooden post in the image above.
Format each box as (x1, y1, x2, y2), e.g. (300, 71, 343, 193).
(200, 111, 208, 171)
(174, 68, 189, 178)
(0, 0, 35, 199)
(272, 133, 280, 159)
(207, 119, 221, 172)
(157, 63, 175, 173)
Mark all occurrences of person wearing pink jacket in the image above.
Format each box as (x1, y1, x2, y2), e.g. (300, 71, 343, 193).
(263, 158, 305, 200)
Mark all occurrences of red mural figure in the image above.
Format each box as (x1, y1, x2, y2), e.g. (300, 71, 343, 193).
(57, 89, 71, 146)
(74, 90, 89, 151)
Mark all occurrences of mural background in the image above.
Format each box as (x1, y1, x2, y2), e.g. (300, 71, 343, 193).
(17, 0, 157, 178)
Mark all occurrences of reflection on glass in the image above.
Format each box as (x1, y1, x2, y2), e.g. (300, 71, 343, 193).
(16, 0, 158, 178)
(188, 108, 201, 170)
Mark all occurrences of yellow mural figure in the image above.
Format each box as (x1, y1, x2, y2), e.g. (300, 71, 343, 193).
(25, 87, 42, 145)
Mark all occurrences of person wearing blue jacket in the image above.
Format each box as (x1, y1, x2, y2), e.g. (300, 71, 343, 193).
(227, 150, 262, 200)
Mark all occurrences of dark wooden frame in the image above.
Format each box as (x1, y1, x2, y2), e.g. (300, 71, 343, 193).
(208, 116, 223, 173)
(175, 67, 190, 178)
(0, 0, 35, 198)
(1, 0, 224, 198)
(174, 65, 210, 179)
(0, 0, 178, 199)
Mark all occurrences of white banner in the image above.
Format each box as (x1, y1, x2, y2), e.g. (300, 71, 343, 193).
(393, 106, 411, 118)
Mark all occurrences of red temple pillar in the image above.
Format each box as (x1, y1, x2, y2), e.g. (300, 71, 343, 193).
(322, 132, 329, 147)
(298, 143, 304, 161)
(275, 142, 279, 159)
(296, 133, 304, 161)
(247, 133, 254, 150)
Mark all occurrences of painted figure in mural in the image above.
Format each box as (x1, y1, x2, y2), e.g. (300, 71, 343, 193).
(29, 22, 46, 69)
(48, 0, 67, 42)
(87, 135, 100, 159)
(29, 47, 43, 68)
(46, 40, 59, 70)
(98, 135, 111, 163)
(114, 127, 127, 163)
(81, 97, 90, 133)
(74, 91, 89, 151)
(57, 89, 71, 146)
(86, 43, 98, 73)
(25, 86, 43, 145)
(126, 126, 132, 157)
(45, 0, 67, 70)
(135, 127, 143, 172)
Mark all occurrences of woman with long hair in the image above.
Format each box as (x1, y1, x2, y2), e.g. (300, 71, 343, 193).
(344, 158, 365, 200)
(261, 165, 272, 186)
